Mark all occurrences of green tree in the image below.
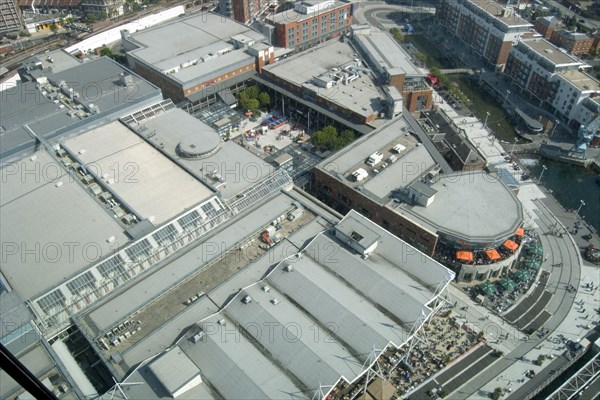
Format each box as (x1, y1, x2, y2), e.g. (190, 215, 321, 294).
(245, 98, 260, 112)
(99, 46, 113, 57)
(258, 92, 270, 107)
(389, 27, 404, 42)
(49, 23, 59, 34)
(311, 126, 355, 151)
(245, 85, 260, 99)
(492, 387, 503, 400)
(589, 48, 597, 58)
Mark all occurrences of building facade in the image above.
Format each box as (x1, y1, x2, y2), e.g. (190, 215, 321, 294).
(122, 13, 274, 104)
(0, 0, 23, 33)
(505, 38, 600, 128)
(533, 16, 557, 40)
(80, 0, 124, 18)
(266, 0, 352, 50)
(436, 0, 532, 69)
(550, 29, 594, 55)
(218, 0, 272, 24)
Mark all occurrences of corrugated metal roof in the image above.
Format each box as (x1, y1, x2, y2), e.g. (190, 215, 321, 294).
(149, 347, 201, 396)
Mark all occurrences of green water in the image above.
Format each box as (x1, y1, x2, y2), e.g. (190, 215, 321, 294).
(409, 35, 522, 143)
(529, 160, 600, 233)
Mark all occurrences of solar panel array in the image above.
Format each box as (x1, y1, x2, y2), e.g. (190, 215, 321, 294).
(32, 196, 230, 333)
(226, 169, 292, 213)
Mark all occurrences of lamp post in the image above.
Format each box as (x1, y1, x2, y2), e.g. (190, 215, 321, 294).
(550, 120, 560, 137)
(539, 165, 547, 183)
(576, 200, 586, 218)
(483, 111, 490, 129)
(511, 137, 518, 157)
(504, 89, 511, 106)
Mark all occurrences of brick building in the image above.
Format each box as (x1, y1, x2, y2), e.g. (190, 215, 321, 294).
(550, 29, 594, 55)
(266, 0, 352, 50)
(122, 13, 274, 104)
(436, 0, 532, 69)
(533, 16, 558, 39)
(218, 0, 271, 24)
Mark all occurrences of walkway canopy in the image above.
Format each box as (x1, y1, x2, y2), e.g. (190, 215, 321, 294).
(499, 278, 516, 291)
(527, 245, 543, 256)
(503, 240, 519, 252)
(516, 228, 525, 237)
(523, 258, 541, 270)
(484, 249, 501, 261)
(479, 282, 496, 296)
(514, 269, 530, 282)
(456, 250, 473, 262)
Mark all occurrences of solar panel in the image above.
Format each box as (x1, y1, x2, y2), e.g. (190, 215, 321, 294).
(97, 255, 126, 278)
(153, 224, 178, 245)
(125, 239, 153, 261)
(66, 271, 97, 297)
(37, 289, 66, 315)
(178, 210, 202, 231)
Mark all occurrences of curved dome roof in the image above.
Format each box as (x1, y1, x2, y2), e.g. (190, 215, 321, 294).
(178, 129, 221, 159)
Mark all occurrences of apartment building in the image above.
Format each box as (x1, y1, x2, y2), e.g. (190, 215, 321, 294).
(533, 15, 558, 40)
(505, 38, 600, 128)
(218, 0, 272, 24)
(550, 29, 594, 55)
(436, 0, 532, 69)
(266, 0, 352, 50)
(0, 0, 23, 33)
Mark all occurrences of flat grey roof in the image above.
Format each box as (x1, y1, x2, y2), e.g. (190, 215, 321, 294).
(335, 213, 380, 248)
(121, 296, 218, 367)
(268, 0, 350, 24)
(226, 284, 365, 387)
(363, 145, 436, 199)
(319, 117, 411, 174)
(126, 13, 266, 85)
(353, 30, 423, 77)
(83, 193, 296, 331)
(397, 172, 523, 243)
(264, 40, 385, 118)
(467, 0, 531, 27)
(133, 108, 276, 201)
(100, 365, 215, 400)
(520, 38, 582, 66)
(0, 57, 162, 161)
(24, 49, 82, 74)
(62, 122, 214, 225)
(0, 151, 129, 300)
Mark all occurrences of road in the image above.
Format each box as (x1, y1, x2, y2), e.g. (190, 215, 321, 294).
(544, 0, 600, 30)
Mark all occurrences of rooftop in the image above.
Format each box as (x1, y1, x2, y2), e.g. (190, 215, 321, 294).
(0, 150, 129, 300)
(395, 172, 523, 245)
(122, 102, 277, 202)
(466, 0, 531, 28)
(264, 40, 385, 119)
(0, 57, 162, 161)
(520, 38, 582, 67)
(267, 0, 350, 24)
(124, 13, 267, 86)
(353, 29, 423, 77)
(102, 208, 453, 399)
(558, 70, 600, 92)
(61, 121, 214, 225)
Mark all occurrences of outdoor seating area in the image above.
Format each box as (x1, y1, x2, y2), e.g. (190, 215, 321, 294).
(468, 230, 543, 313)
(329, 311, 480, 400)
(435, 228, 526, 269)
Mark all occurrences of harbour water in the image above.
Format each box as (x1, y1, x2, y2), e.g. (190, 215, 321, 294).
(527, 159, 600, 234)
